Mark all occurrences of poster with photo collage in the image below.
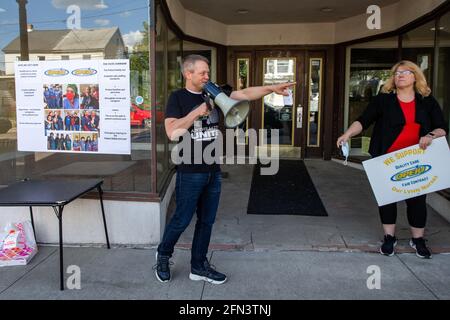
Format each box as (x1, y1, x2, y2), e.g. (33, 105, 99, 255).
(15, 59, 131, 155)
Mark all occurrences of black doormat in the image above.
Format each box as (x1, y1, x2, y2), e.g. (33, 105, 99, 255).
(247, 160, 328, 216)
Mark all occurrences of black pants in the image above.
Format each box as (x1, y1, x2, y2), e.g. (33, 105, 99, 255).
(378, 195, 427, 228)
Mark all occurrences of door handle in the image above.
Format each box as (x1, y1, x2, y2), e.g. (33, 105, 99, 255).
(297, 105, 303, 128)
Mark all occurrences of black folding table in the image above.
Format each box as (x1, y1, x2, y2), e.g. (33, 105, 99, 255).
(0, 178, 110, 290)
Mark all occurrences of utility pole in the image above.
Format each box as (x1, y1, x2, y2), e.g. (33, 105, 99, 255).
(17, 0, 29, 61)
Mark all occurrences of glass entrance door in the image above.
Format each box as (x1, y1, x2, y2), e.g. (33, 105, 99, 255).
(255, 51, 305, 158)
(262, 57, 296, 146)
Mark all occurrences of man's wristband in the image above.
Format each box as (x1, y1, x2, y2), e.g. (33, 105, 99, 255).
(426, 132, 435, 138)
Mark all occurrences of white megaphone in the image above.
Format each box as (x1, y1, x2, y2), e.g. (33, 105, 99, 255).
(203, 81, 250, 128)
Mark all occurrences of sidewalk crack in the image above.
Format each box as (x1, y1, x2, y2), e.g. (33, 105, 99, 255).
(340, 234, 349, 248)
(0, 247, 58, 296)
(396, 255, 440, 300)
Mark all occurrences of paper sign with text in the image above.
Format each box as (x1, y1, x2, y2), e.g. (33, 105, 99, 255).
(362, 137, 450, 206)
(14, 59, 131, 155)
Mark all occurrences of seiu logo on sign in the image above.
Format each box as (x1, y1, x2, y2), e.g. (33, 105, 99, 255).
(391, 165, 432, 182)
(44, 68, 69, 76)
(72, 68, 97, 76)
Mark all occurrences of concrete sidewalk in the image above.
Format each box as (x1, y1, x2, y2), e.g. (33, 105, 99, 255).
(1, 247, 449, 299)
(178, 160, 450, 253)
(1, 159, 449, 299)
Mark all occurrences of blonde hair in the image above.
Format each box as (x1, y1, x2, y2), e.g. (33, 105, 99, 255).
(182, 54, 209, 76)
(381, 60, 431, 97)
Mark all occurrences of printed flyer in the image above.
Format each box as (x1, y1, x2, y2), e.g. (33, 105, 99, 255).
(362, 137, 450, 206)
(14, 59, 131, 155)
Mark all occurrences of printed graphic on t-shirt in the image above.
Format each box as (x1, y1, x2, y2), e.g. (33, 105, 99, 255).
(191, 125, 219, 141)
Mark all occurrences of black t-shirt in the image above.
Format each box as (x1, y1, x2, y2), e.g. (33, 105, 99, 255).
(165, 88, 221, 173)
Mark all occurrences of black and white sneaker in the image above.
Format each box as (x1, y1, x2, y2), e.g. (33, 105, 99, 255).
(410, 237, 432, 259)
(189, 260, 227, 284)
(380, 234, 397, 256)
(153, 252, 172, 283)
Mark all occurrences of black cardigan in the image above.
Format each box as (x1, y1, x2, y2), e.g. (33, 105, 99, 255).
(356, 92, 448, 157)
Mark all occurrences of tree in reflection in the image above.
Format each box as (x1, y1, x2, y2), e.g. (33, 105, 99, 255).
(129, 21, 150, 109)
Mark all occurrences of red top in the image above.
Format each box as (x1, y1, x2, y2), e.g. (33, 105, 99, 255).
(387, 98, 420, 153)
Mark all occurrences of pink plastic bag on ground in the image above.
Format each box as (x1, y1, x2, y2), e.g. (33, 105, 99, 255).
(2, 224, 26, 250)
(0, 221, 38, 267)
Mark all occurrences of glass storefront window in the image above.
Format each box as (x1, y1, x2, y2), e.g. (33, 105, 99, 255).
(0, 0, 153, 193)
(155, 10, 182, 192)
(402, 21, 435, 87)
(344, 14, 450, 159)
(345, 37, 398, 157)
(436, 12, 450, 138)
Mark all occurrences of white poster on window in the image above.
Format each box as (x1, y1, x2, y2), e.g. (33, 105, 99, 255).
(14, 59, 131, 155)
(362, 137, 450, 206)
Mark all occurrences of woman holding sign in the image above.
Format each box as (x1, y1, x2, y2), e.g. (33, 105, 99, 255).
(337, 60, 447, 259)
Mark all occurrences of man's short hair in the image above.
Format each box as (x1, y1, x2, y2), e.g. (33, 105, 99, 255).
(182, 54, 209, 75)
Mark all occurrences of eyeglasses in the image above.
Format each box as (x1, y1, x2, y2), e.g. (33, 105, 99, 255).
(394, 70, 414, 76)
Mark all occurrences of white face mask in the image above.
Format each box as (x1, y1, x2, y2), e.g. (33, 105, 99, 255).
(340, 141, 350, 166)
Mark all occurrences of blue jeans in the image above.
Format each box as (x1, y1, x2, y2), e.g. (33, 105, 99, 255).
(157, 171, 222, 269)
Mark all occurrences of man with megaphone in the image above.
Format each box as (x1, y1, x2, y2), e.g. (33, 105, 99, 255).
(154, 54, 294, 284)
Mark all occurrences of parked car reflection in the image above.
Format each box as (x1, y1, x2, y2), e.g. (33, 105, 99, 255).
(130, 104, 151, 128)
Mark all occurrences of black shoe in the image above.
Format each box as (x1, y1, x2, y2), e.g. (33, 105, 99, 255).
(410, 237, 432, 259)
(153, 252, 172, 283)
(380, 234, 397, 256)
(189, 260, 227, 284)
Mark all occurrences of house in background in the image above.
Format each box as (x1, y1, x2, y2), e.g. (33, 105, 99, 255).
(2, 26, 127, 75)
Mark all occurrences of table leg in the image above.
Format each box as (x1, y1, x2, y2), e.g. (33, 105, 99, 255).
(98, 185, 111, 249)
(53, 205, 65, 291)
(29, 206, 36, 241)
